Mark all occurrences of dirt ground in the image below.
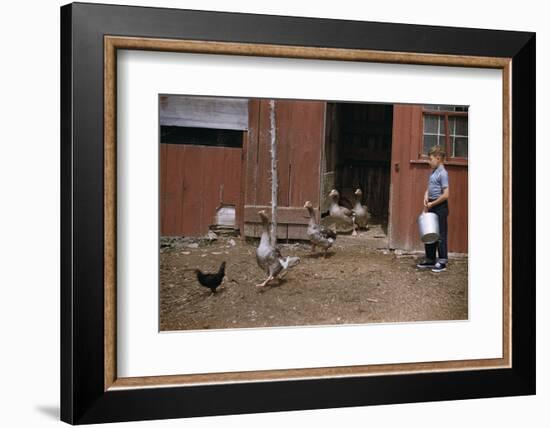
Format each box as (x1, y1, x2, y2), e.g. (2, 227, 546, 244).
(159, 229, 468, 331)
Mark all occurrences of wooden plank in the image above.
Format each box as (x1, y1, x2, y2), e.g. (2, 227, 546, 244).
(285, 101, 325, 208)
(446, 164, 468, 253)
(274, 101, 292, 208)
(389, 105, 408, 249)
(406, 105, 424, 250)
(160, 143, 243, 237)
(244, 205, 310, 225)
(244, 224, 258, 238)
(201, 146, 226, 231)
(244, 99, 260, 206)
(287, 224, 309, 240)
(163, 144, 181, 235)
(224, 147, 242, 207)
(244, 222, 304, 240)
(159, 143, 168, 234)
(238, 129, 248, 234)
(181, 145, 203, 235)
(159, 95, 249, 130)
(272, 100, 293, 241)
(244, 99, 261, 237)
(242, 99, 325, 239)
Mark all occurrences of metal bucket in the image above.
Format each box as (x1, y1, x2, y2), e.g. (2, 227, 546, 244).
(418, 212, 440, 244)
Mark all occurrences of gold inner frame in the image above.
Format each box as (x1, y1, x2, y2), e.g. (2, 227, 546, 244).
(104, 35, 512, 391)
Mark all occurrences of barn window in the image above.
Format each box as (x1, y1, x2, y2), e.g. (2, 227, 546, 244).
(160, 126, 243, 148)
(448, 115, 468, 157)
(159, 95, 248, 149)
(422, 105, 468, 160)
(422, 115, 446, 152)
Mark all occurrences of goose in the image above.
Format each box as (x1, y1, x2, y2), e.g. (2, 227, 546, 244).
(303, 201, 337, 257)
(351, 188, 369, 235)
(255, 210, 300, 287)
(328, 189, 353, 222)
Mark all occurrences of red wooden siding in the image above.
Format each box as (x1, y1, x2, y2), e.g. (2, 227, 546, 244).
(389, 104, 468, 253)
(160, 144, 242, 236)
(159, 99, 468, 252)
(243, 99, 325, 240)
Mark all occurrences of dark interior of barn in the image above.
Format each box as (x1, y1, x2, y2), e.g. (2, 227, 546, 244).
(322, 102, 393, 232)
(160, 125, 243, 148)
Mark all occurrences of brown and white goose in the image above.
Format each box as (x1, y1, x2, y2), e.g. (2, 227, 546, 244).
(304, 201, 337, 257)
(255, 210, 300, 287)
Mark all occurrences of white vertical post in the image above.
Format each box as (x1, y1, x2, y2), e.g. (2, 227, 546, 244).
(269, 100, 278, 246)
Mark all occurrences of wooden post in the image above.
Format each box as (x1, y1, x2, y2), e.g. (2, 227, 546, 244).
(269, 100, 278, 246)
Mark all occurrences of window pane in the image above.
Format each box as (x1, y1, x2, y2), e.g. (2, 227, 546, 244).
(423, 134, 438, 154)
(424, 105, 468, 112)
(453, 136, 468, 157)
(423, 105, 440, 111)
(438, 116, 445, 135)
(448, 116, 456, 135)
(424, 115, 438, 133)
(423, 115, 445, 135)
(423, 114, 447, 156)
(454, 116, 468, 136)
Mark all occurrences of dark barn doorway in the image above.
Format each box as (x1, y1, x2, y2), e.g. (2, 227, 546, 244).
(322, 102, 393, 232)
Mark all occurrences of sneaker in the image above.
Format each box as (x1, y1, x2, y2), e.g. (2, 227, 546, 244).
(431, 262, 447, 273)
(416, 260, 436, 269)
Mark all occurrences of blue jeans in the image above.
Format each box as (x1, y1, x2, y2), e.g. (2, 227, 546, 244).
(425, 200, 448, 264)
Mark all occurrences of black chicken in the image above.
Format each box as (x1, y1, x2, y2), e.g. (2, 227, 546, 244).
(195, 261, 226, 294)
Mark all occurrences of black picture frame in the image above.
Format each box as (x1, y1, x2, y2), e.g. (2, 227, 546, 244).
(61, 2, 535, 424)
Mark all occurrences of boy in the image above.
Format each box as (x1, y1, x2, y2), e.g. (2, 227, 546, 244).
(416, 145, 449, 273)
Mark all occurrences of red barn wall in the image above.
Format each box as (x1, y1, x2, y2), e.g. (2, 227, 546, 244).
(160, 144, 242, 236)
(243, 99, 326, 240)
(159, 100, 468, 252)
(389, 104, 468, 253)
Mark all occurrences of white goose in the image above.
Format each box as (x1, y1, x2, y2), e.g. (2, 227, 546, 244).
(351, 188, 369, 235)
(255, 210, 300, 287)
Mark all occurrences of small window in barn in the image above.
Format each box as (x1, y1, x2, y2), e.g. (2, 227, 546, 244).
(423, 105, 469, 112)
(160, 126, 243, 148)
(449, 116, 468, 157)
(423, 115, 446, 154)
(422, 105, 468, 160)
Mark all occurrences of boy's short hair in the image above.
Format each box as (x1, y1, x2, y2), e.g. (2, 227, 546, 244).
(428, 145, 446, 160)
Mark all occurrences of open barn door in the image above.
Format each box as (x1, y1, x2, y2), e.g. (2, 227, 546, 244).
(321, 102, 393, 231)
(388, 104, 423, 250)
(243, 99, 326, 240)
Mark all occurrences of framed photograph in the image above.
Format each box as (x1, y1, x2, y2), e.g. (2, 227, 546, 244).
(61, 2, 535, 424)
